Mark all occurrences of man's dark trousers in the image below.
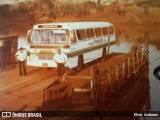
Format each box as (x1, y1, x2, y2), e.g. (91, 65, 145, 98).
(19, 61, 27, 75)
(57, 63, 65, 77)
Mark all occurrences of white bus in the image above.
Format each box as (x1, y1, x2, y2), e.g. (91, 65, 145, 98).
(26, 22, 116, 69)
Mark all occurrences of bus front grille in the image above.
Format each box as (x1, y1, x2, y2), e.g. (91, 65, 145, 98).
(38, 54, 54, 60)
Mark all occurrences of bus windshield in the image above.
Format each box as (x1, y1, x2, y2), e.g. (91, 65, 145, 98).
(32, 29, 69, 44)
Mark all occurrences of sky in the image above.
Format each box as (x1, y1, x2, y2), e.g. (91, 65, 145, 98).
(0, 0, 134, 5)
(0, 0, 26, 5)
(0, 0, 119, 5)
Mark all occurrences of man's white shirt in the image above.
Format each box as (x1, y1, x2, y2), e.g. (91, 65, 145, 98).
(16, 51, 27, 61)
(54, 52, 68, 64)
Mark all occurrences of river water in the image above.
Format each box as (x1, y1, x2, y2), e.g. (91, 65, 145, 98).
(0, 22, 160, 119)
(116, 25, 160, 120)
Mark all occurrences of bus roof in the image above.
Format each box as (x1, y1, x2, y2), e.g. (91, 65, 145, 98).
(33, 22, 113, 30)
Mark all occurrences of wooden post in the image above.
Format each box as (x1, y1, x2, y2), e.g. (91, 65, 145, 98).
(139, 46, 142, 65)
(107, 35, 110, 55)
(62, 73, 67, 82)
(49, 89, 52, 100)
(146, 42, 149, 62)
(99, 64, 102, 78)
(133, 56, 135, 71)
(107, 67, 111, 86)
(116, 65, 119, 82)
(90, 67, 94, 102)
(141, 47, 144, 64)
(139, 46, 143, 65)
(122, 60, 125, 79)
(136, 48, 139, 69)
(45, 90, 50, 110)
(128, 57, 130, 76)
(144, 41, 148, 62)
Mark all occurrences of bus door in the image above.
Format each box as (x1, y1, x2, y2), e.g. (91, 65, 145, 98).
(70, 30, 76, 44)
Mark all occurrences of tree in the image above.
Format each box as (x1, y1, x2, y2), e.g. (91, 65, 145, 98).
(97, 0, 101, 6)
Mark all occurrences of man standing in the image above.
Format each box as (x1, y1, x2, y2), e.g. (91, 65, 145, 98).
(15, 47, 27, 75)
(54, 49, 68, 77)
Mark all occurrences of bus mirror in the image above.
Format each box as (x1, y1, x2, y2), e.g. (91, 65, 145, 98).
(71, 31, 76, 43)
(71, 38, 76, 43)
(26, 51, 30, 56)
(26, 30, 32, 43)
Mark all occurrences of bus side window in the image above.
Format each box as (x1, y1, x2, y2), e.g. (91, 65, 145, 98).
(71, 30, 76, 44)
(86, 28, 94, 38)
(95, 28, 102, 37)
(76, 29, 86, 40)
(109, 26, 114, 34)
(102, 27, 108, 36)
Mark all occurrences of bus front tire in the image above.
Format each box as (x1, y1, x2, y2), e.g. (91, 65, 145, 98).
(101, 48, 106, 62)
(78, 55, 84, 71)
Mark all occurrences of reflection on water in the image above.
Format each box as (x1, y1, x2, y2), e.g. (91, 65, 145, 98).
(148, 46, 160, 112)
(115, 25, 160, 120)
(107, 69, 150, 112)
(99, 69, 151, 120)
(116, 25, 160, 50)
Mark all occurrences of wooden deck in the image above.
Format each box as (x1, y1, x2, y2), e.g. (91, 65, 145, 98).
(0, 65, 56, 111)
(0, 53, 131, 112)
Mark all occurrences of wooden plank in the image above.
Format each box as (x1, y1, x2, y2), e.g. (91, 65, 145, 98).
(67, 76, 91, 80)
(50, 85, 72, 100)
(73, 88, 91, 92)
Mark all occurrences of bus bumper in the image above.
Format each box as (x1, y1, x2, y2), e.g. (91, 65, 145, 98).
(27, 58, 70, 68)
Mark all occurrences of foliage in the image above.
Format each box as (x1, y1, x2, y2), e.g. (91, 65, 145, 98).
(136, 0, 160, 7)
(0, 0, 160, 25)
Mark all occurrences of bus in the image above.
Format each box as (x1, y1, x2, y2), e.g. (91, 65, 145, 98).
(26, 22, 116, 69)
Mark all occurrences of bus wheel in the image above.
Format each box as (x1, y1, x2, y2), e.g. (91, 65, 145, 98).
(101, 48, 106, 62)
(78, 55, 84, 71)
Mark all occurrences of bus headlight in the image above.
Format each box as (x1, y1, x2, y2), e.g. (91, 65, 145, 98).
(29, 53, 37, 60)
(30, 48, 38, 53)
